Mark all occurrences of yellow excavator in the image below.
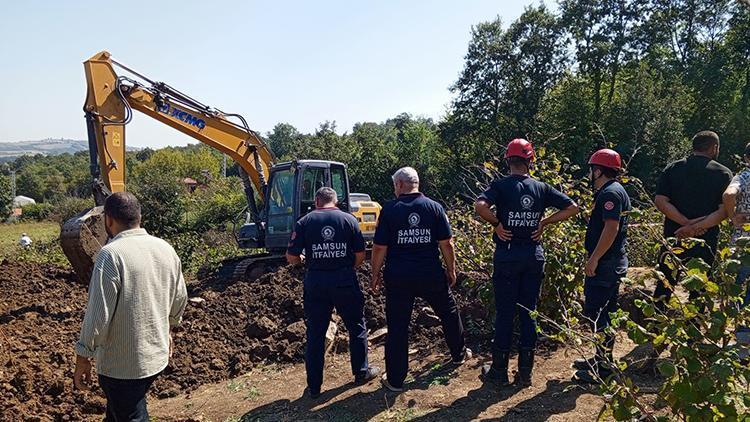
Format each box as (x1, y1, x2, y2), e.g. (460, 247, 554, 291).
(61, 51, 380, 283)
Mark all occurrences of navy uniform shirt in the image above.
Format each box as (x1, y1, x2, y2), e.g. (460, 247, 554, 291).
(479, 175, 574, 262)
(584, 180, 631, 262)
(373, 193, 452, 281)
(287, 207, 366, 271)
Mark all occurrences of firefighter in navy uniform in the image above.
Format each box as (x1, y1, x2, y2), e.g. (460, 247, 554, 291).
(286, 187, 380, 399)
(573, 149, 631, 384)
(475, 139, 579, 387)
(371, 167, 470, 392)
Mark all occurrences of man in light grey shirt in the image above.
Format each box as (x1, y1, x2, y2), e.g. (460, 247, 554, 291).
(74, 192, 187, 421)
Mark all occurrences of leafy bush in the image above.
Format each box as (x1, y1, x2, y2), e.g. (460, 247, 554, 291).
(188, 177, 246, 232)
(48, 196, 95, 225)
(130, 167, 186, 236)
(20, 203, 55, 221)
(168, 230, 241, 278)
(600, 237, 750, 420)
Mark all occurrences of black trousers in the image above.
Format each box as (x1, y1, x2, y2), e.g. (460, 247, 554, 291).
(492, 256, 545, 351)
(584, 258, 627, 359)
(384, 275, 465, 388)
(98, 372, 160, 422)
(303, 269, 369, 393)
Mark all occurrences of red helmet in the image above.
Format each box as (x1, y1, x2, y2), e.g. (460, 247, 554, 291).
(504, 138, 535, 160)
(588, 149, 622, 170)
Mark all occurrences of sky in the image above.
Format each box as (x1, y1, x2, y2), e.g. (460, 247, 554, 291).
(0, 0, 532, 148)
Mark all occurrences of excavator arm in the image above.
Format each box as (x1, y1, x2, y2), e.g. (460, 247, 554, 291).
(82, 50, 274, 203)
(63, 51, 275, 281)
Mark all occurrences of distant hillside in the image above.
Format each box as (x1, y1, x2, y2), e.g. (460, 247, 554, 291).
(0, 139, 140, 162)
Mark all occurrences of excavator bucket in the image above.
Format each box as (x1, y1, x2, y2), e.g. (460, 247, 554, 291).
(60, 206, 109, 284)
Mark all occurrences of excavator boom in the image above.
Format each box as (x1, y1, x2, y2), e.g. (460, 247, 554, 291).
(62, 51, 274, 282)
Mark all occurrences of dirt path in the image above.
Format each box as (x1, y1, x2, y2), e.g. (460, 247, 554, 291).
(151, 339, 655, 422)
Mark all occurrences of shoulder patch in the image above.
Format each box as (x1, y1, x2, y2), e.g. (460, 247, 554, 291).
(604, 201, 615, 211)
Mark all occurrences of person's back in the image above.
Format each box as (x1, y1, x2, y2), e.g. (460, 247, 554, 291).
(286, 187, 376, 398)
(75, 192, 187, 421)
(19, 234, 31, 248)
(293, 207, 363, 271)
(653, 131, 733, 307)
(371, 167, 467, 392)
(376, 193, 450, 281)
(485, 175, 574, 260)
(730, 168, 750, 241)
(91, 229, 185, 376)
(657, 155, 732, 242)
(474, 139, 579, 388)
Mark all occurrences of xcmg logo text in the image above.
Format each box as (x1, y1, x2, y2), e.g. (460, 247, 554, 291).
(158, 104, 206, 129)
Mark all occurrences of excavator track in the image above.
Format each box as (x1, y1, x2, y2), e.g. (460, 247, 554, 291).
(215, 252, 287, 284)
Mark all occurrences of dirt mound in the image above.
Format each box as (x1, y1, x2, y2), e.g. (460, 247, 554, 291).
(155, 264, 492, 398)
(0, 260, 106, 421)
(0, 259, 491, 420)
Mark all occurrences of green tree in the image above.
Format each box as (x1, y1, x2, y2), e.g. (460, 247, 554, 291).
(0, 174, 12, 218)
(443, 5, 567, 181)
(287, 121, 361, 166)
(560, 0, 642, 120)
(348, 121, 398, 202)
(130, 166, 185, 236)
(267, 123, 300, 159)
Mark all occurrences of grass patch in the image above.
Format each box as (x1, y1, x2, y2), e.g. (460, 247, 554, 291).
(0, 221, 60, 259)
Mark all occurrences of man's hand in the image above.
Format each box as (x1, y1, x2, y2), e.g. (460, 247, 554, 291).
(675, 216, 709, 239)
(495, 223, 512, 241)
(73, 355, 92, 390)
(445, 268, 457, 288)
(370, 274, 382, 294)
(675, 224, 706, 239)
(732, 213, 748, 229)
(532, 221, 547, 241)
(584, 256, 599, 277)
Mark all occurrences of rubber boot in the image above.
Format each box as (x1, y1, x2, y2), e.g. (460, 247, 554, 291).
(480, 349, 510, 386)
(515, 349, 534, 387)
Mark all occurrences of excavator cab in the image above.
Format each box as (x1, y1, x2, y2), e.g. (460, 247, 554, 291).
(238, 160, 351, 252)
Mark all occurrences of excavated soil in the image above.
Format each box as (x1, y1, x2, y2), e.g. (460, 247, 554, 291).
(154, 263, 492, 398)
(0, 260, 491, 421)
(0, 260, 105, 421)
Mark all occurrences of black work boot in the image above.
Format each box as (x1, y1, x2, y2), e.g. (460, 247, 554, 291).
(515, 349, 534, 387)
(480, 349, 510, 386)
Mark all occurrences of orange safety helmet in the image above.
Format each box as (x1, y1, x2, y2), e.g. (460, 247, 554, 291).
(588, 148, 622, 170)
(504, 138, 535, 160)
